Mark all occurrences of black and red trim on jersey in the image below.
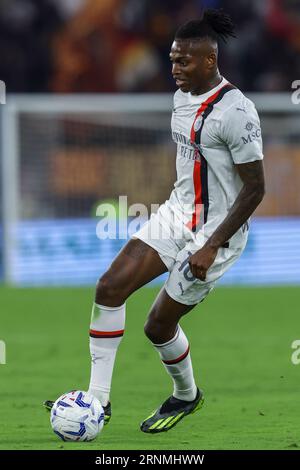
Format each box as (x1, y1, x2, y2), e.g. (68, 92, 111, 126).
(188, 83, 236, 232)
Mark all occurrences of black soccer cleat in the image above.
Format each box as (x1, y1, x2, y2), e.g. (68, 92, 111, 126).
(102, 402, 112, 425)
(140, 388, 204, 433)
(43, 400, 54, 412)
(43, 399, 112, 425)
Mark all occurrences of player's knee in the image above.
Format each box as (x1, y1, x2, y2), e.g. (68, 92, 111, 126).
(95, 274, 126, 307)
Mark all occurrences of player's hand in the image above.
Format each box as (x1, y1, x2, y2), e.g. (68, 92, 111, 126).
(188, 245, 218, 281)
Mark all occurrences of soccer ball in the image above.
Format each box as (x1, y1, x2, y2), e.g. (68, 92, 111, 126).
(50, 390, 104, 441)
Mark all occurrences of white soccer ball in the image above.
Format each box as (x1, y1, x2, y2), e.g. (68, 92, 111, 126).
(50, 390, 104, 442)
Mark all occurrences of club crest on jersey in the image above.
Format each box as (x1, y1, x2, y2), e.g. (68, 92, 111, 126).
(245, 122, 254, 131)
(193, 115, 203, 132)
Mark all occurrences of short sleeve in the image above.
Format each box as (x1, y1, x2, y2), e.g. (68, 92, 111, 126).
(220, 97, 264, 164)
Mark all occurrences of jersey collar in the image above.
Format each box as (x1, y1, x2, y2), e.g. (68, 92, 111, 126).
(186, 77, 228, 104)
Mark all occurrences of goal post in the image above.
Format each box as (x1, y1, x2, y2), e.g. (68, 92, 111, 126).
(1, 93, 300, 285)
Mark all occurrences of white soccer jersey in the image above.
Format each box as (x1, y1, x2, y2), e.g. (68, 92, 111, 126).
(168, 77, 263, 249)
(133, 77, 263, 303)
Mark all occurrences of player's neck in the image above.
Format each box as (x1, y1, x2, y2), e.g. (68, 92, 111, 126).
(191, 72, 223, 96)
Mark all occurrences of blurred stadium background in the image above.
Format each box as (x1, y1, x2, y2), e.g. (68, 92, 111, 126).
(0, 0, 300, 286)
(0, 0, 300, 450)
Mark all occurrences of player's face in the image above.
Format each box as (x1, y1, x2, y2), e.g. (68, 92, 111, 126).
(170, 40, 216, 94)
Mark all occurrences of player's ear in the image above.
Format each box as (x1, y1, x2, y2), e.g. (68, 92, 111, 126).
(206, 52, 217, 70)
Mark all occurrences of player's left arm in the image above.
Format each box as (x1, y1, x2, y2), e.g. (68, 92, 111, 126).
(189, 98, 265, 281)
(189, 160, 265, 280)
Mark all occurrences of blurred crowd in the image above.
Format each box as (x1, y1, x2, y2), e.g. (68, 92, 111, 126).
(0, 0, 299, 93)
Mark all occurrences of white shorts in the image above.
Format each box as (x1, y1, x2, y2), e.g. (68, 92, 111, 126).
(132, 202, 247, 305)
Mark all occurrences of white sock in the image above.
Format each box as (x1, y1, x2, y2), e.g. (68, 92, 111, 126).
(152, 326, 197, 402)
(88, 302, 125, 406)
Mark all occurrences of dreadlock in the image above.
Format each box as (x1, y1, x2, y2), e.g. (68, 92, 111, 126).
(175, 9, 236, 43)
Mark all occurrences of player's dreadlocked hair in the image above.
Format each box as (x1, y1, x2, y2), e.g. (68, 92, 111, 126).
(175, 9, 236, 43)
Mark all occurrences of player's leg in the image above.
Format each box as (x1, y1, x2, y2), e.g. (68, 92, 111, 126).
(141, 288, 204, 433)
(88, 238, 168, 414)
(94, 238, 168, 307)
(44, 239, 168, 420)
(140, 242, 243, 433)
(144, 287, 195, 344)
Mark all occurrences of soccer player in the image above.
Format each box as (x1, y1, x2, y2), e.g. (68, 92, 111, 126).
(45, 9, 265, 433)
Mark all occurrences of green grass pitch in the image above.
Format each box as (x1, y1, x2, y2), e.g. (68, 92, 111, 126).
(0, 285, 299, 450)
